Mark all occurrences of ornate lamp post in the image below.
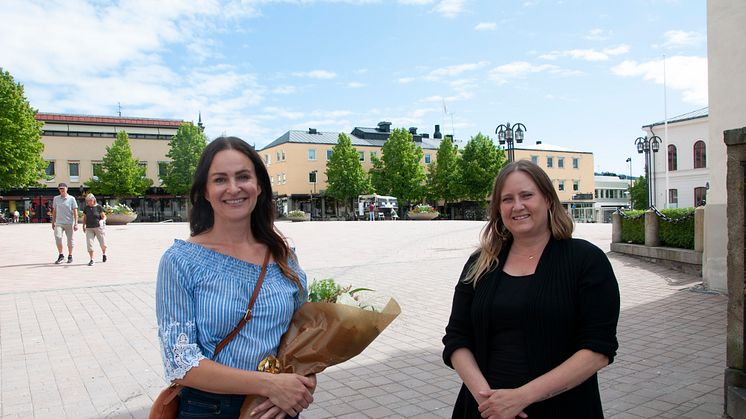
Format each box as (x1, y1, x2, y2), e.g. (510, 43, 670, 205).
(310, 170, 317, 220)
(634, 135, 661, 208)
(625, 157, 632, 208)
(495, 122, 527, 163)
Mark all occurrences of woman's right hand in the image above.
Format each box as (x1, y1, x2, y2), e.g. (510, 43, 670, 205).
(265, 373, 314, 416)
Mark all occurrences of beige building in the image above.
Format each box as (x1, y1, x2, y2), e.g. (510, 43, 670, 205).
(260, 122, 443, 218)
(1, 113, 187, 222)
(514, 142, 596, 222)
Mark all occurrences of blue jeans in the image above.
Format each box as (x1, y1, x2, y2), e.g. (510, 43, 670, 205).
(177, 387, 298, 418)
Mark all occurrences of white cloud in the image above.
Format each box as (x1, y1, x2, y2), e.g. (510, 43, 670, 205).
(398, 77, 416, 84)
(292, 70, 337, 79)
(539, 45, 630, 61)
(426, 61, 489, 80)
(433, 0, 466, 18)
(489, 61, 581, 85)
(611, 55, 708, 105)
(347, 82, 365, 88)
(585, 28, 611, 41)
(475, 22, 497, 31)
(272, 86, 297, 94)
(398, 0, 434, 4)
(262, 107, 305, 120)
(660, 30, 705, 49)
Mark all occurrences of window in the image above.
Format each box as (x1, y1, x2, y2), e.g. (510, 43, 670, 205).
(669, 189, 678, 204)
(573, 180, 579, 191)
(308, 148, 316, 161)
(139, 161, 148, 178)
(694, 140, 706, 169)
(359, 151, 365, 161)
(68, 162, 79, 182)
(276, 151, 281, 161)
(668, 144, 677, 171)
(309, 171, 317, 183)
(594, 189, 599, 199)
(558, 180, 565, 191)
(531, 155, 538, 164)
(326, 150, 333, 160)
(45, 161, 55, 177)
(572, 158, 579, 169)
(264, 154, 271, 165)
(281, 151, 286, 161)
(425, 154, 431, 164)
(276, 174, 281, 184)
(547, 157, 553, 168)
(371, 151, 377, 159)
(558, 158, 564, 169)
(282, 173, 287, 184)
(270, 175, 274, 184)
(694, 187, 707, 206)
(94, 162, 105, 180)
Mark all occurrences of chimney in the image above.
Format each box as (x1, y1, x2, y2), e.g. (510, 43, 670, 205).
(377, 121, 392, 132)
(422, 133, 430, 139)
(536, 140, 542, 145)
(308, 128, 317, 134)
(434, 124, 442, 139)
(408, 127, 417, 135)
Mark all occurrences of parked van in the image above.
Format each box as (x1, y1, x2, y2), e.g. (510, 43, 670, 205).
(357, 194, 398, 217)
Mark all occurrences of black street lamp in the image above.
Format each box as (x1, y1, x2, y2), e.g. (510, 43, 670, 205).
(310, 170, 318, 220)
(625, 157, 632, 208)
(495, 122, 527, 163)
(634, 135, 661, 208)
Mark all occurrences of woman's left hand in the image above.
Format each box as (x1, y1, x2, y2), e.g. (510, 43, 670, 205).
(477, 389, 529, 419)
(252, 374, 317, 418)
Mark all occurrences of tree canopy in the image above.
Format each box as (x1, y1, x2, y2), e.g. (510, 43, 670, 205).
(161, 122, 207, 196)
(325, 133, 371, 210)
(86, 130, 153, 197)
(427, 135, 461, 205)
(373, 128, 426, 204)
(629, 175, 648, 210)
(0, 68, 46, 190)
(460, 133, 506, 202)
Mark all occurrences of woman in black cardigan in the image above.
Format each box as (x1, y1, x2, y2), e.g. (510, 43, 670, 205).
(443, 160, 620, 418)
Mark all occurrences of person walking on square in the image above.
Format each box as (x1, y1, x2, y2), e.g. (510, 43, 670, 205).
(443, 160, 620, 418)
(368, 202, 375, 221)
(13, 209, 19, 223)
(156, 137, 315, 419)
(52, 183, 79, 264)
(82, 193, 107, 266)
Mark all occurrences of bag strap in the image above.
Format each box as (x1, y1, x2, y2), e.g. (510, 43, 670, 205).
(213, 249, 271, 357)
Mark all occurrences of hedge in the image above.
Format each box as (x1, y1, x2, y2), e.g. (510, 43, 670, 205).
(658, 208, 695, 249)
(620, 210, 645, 244)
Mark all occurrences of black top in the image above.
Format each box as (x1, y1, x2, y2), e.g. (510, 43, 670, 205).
(486, 271, 532, 390)
(442, 238, 620, 419)
(83, 205, 104, 228)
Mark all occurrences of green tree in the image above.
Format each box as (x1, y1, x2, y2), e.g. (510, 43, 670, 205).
(0, 68, 46, 190)
(369, 154, 387, 195)
(427, 135, 462, 210)
(161, 122, 207, 195)
(374, 128, 426, 204)
(629, 176, 648, 210)
(87, 130, 153, 197)
(325, 133, 371, 216)
(460, 132, 506, 203)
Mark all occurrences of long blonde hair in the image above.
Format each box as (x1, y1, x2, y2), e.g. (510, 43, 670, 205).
(464, 160, 574, 285)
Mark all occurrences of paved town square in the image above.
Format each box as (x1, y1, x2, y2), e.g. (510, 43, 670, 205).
(0, 221, 727, 419)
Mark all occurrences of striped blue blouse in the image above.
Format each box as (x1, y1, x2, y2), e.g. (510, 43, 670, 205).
(156, 239, 307, 382)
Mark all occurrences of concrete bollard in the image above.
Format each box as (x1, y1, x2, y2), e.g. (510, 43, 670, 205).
(612, 212, 622, 243)
(694, 206, 704, 252)
(645, 210, 660, 247)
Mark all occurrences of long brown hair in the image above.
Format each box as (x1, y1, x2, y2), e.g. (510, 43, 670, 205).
(464, 159, 574, 285)
(189, 136, 301, 289)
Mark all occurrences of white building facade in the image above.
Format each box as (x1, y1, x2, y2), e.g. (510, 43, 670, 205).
(643, 108, 710, 209)
(593, 175, 631, 223)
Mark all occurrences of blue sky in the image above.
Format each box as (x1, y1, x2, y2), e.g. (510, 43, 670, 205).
(1, 0, 706, 175)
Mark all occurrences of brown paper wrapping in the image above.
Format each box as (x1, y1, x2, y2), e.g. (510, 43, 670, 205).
(238, 298, 401, 417)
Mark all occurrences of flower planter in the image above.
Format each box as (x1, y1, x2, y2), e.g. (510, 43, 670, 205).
(287, 213, 310, 222)
(408, 212, 439, 221)
(106, 213, 138, 225)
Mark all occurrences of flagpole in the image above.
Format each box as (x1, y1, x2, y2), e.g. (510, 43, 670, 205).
(663, 54, 669, 209)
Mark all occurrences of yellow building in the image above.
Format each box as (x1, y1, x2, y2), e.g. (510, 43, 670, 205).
(1, 113, 188, 222)
(514, 141, 596, 222)
(260, 122, 443, 218)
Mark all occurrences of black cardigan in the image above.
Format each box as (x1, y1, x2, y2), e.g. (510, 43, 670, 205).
(442, 238, 620, 418)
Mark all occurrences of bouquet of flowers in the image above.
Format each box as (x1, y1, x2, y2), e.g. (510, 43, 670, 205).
(238, 279, 400, 417)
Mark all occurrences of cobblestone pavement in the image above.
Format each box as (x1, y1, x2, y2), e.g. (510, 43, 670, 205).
(0, 221, 727, 418)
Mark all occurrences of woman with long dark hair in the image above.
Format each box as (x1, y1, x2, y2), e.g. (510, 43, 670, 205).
(156, 137, 314, 419)
(443, 160, 620, 418)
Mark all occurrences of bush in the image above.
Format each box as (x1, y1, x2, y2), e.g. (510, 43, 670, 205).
(288, 210, 305, 217)
(410, 204, 439, 214)
(658, 208, 695, 249)
(104, 203, 135, 215)
(620, 210, 645, 244)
